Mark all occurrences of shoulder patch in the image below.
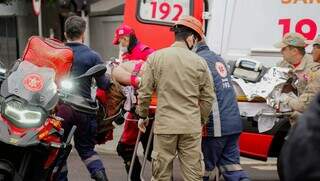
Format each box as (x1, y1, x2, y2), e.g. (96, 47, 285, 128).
(215, 62, 227, 78)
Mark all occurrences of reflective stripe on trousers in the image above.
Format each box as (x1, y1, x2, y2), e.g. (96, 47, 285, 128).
(84, 154, 101, 166)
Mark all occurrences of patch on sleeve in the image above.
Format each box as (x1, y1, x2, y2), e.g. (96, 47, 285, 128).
(215, 62, 227, 78)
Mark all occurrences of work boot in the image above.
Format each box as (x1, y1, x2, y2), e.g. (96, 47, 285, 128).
(91, 170, 108, 181)
(125, 158, 142, 181)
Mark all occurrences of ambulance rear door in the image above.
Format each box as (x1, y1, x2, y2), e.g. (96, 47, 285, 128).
(124, 0, 205, 50)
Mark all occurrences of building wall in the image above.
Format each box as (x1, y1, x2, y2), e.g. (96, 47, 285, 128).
(0, 1, 62, 68)
(90, 15, 123, 61)
(90, 0, 124, 16)
(1, 0, 125, 67)
(16, 1, 38, 58)
(89, 0, 125, 61)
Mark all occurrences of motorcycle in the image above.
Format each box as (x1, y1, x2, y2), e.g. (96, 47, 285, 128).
(0, 60, 106, 181)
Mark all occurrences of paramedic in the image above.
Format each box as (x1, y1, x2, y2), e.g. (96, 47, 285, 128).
(196, 40, 250, 181)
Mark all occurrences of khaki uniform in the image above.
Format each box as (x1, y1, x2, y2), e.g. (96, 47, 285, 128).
(278, 54, 314, 94)
(287, 63, 320, 112)
(279, 55, 320, 124)
(136, 42, 215, 181)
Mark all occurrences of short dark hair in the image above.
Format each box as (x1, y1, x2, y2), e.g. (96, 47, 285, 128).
(288, 45, 306, 56)
(127, 34, 138, 53)
(64, 16, 86, 41)
(171, 25, 200, 41)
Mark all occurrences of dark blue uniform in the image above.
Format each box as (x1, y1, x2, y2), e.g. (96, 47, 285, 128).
(56, 42, 109, 180)
(196, 42, 249, 181)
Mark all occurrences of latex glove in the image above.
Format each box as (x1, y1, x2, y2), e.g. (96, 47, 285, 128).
(138, 117, 149, 133)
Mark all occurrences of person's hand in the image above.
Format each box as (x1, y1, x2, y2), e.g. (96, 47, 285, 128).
(138, 117, 149, 133)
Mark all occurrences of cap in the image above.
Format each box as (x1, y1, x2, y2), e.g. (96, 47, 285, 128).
(112, 24, 135, 45)
(274, 32, 310, 48)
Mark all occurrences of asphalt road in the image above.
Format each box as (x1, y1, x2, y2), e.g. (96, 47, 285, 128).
(66, 126, 279, 181)
(67, 152, 279, 181)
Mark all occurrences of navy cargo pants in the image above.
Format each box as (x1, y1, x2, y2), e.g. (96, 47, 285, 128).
(202, 134, 250, 181)
(55, 104, 106, 180)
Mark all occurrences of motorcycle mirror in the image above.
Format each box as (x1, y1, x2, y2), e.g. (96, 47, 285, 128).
(74, 64, 107, 80)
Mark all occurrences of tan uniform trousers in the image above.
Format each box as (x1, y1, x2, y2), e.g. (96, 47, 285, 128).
(151, 133, 204, 181)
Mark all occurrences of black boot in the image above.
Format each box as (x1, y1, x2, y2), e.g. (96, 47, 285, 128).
(92, 170, 108, 181)
(124, 158, 142, 181)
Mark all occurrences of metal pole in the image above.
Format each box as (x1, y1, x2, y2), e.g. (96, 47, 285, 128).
(128, 131, 142, 181)
(38, 5, 43, 37)
(81, 10, 90, 46)
(140, 123, 154, 181)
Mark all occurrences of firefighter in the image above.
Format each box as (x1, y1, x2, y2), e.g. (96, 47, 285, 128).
(136, 16, 214, 181)
(274, 32, 320, 125)
(55, 16, 110, 180)
(195, 39, 250, 181)
(112, 24, 155, 181)
(276, 33, 316, 93)
(312, 35, 320, 63)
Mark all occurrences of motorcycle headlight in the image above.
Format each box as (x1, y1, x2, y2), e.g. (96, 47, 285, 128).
(3, 100, 45, 127)
(61, 80, 73, 91)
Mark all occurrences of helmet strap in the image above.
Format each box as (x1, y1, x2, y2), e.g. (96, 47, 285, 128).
(184, 34, 196, 50)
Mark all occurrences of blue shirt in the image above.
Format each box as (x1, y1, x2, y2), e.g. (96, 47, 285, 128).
(66, 42, 109, 99)
(196, 42, 243, 136)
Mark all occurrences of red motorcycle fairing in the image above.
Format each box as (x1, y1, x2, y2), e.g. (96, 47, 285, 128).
(0, 112, 65, 180)
(0, 36, 75, 180)
(0, 114, 62, 147)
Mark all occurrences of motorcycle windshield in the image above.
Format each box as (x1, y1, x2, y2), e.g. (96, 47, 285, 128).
(1, 61, 58, 111)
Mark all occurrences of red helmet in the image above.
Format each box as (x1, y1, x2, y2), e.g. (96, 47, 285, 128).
(112, 24, 135, 45)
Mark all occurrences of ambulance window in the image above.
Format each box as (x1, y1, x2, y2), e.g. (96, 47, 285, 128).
(137, 0, 193, 25)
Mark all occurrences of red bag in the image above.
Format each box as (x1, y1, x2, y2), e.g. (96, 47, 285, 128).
(22, 36, 73, 84)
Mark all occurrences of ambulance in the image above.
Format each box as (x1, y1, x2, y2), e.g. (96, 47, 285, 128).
(122, 0, 320, 161)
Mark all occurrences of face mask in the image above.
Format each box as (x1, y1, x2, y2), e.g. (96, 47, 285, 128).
(119, 44, 128, 53)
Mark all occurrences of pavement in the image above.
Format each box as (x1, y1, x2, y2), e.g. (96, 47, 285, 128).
(67, 151, 279, 181)
(66, 126, 279, 181)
